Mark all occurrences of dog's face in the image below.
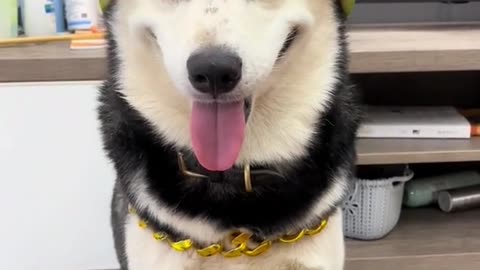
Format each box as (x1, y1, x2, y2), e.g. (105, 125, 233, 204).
(114, 0, 317, 101)
(110, 0, 342, 169)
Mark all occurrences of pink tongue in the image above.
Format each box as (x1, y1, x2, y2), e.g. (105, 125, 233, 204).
(190, 101, 245, 171)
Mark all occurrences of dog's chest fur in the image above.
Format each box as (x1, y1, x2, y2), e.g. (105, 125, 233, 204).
(124, 211, 345, 270)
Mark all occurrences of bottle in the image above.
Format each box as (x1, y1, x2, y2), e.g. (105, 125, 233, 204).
(438, 185, 480, 213)
(0, 0, 18, 38)
(403, 171, 480, 208)
(22, 0, 66, 36)
(65, 0, 99, 31)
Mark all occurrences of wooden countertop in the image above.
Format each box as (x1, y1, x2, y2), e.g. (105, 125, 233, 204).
(0, 42, 106, 82)
(1, 23, 480, 82)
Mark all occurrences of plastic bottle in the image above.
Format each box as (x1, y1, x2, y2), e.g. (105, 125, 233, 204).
(65, 0, 99, 31)
(0, 0, 18, 38)
(403, 171, 480, 208)
(22, 0, 65, 36)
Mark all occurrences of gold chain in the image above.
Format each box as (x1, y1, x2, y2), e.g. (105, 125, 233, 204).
(130, 208, 328, 258)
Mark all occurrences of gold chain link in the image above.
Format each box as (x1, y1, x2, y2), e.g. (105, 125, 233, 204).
(131, 208, 328, 258)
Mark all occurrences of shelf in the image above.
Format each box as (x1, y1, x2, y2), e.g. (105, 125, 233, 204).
(0, 42, 106, 82)
(356, 137, 480, 165)
(349, 23, 480, 73)
(1, 23, 480, 82)
(345, 208, 480, 270)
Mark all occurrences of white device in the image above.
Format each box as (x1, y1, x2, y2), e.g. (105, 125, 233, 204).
(358, 106, 471, 139)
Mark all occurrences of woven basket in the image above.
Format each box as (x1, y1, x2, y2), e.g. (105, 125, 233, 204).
(342, 167, 414, 240)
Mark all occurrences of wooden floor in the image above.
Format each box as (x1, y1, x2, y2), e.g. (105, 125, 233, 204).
(345, 208, 480, 270)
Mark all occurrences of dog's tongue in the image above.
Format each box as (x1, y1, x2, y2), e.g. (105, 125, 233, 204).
(191, 101, 245, 171)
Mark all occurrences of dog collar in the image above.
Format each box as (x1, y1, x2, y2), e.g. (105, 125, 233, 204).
(177, 152, 286, 193)
(129, 207, 328, 258)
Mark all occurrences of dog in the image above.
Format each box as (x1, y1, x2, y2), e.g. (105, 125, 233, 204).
(98, 0, 361, 269)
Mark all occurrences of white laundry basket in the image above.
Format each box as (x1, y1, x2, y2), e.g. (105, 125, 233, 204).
(342, 166, 414, 240)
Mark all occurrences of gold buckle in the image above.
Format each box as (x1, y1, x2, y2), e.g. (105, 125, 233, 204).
(244, 164, 253, 192)
(178, 152, 253, 193)
(177, 153, 208, 179)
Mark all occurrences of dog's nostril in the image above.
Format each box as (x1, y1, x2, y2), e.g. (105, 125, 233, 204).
(221, 74, 236, 84)
(187, 48, 242, 97)
(194, 75, 208, 84)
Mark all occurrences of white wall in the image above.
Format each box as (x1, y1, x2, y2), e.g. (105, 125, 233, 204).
(0, 82, 118, 270)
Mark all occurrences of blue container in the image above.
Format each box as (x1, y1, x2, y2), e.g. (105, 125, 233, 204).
(52, 0, 66, 33)
(21, 0, 66, 36)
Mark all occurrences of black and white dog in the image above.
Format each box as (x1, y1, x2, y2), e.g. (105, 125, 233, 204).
(98, 0, 360, 269)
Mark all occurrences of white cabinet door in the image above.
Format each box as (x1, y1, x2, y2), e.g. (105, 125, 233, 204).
(0, 82, 118, 270)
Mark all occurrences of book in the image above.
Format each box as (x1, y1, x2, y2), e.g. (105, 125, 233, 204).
(459, 109, 480, 136)
(358, 106, 471, 139)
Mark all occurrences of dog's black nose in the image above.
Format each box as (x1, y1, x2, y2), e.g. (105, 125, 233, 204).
(187, 49, 242, 97)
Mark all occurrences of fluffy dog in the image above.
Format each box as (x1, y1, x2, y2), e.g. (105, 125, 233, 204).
(98, 0, 360, 269)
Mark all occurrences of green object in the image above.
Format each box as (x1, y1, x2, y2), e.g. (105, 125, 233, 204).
(341, 0, 356, 16)
(403, 171, 480, 208)
(99, 0, 110, 12)
(0, 0, 18, 38)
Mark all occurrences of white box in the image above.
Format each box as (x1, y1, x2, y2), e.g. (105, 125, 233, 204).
(358, 106, 471, 139)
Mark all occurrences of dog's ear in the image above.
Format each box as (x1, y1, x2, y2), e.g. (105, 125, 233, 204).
(340, 0, 356, 16)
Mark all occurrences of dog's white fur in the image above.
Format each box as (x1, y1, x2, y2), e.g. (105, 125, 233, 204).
(111, 0, 345, 269)
(125, 170, 347, 270)
(111, 0, 340, 166)
(130, 170, 228, 244)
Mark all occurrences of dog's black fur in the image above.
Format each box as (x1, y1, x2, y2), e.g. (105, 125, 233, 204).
(98, 2, 361, 269)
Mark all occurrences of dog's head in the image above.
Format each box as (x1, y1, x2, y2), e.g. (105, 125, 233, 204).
(108, 0, 346, 171)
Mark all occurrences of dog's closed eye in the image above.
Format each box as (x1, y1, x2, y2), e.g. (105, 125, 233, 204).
(277, 27, 300, 60)
(146, 27, 158, 41)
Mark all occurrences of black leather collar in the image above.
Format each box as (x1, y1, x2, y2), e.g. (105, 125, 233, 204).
(177, 152, 286, 192)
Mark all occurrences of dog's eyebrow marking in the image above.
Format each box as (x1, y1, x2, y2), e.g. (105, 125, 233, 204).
(205, 7, 219, 14)
(248, 0, 284, 9)
(205, 0, 219, 14)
